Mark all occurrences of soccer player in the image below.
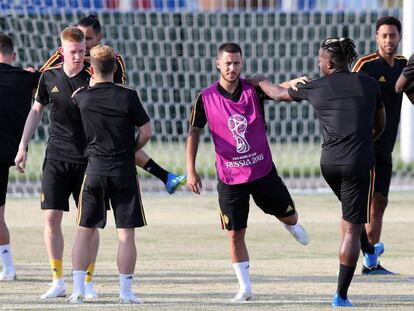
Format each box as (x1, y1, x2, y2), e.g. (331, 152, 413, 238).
(0, 33, 40, 281)
(186, 42, 309, 302)
(352, 16, 409, 274)
(251, 37, 385, 307)
(14, 27, 98, 299)
(68, 44, 150, 304)
(41, 15, 186, 194)
(396, 52, 414, 95)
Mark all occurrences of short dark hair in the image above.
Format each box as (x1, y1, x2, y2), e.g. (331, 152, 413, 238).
(321, 37, 358, 67)
(0, 33, 13, 55)
(376, 16, 401, 34)
(78, 15, 101, 34)
(218, 42, 242, 57)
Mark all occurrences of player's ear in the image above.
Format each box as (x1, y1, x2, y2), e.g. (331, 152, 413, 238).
(216, 58, 220, 70)
(89, 65, 95, 75)
(97, 32, 103, 43)
(12, 52, 16, 62)
(58, 46, 63, 54)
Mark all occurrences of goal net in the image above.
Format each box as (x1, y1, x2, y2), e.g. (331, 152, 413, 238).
(1, 0, 412, 195)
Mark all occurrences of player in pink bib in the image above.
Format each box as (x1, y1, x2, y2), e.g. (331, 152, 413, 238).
(186, 42, 309, 302)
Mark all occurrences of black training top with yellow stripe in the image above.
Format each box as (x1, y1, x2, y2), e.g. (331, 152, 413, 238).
(35, 64, 90, 164)
(40, 50, 127, 84)
(352, 52, 407, 154)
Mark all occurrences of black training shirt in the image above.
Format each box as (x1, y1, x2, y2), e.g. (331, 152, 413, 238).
(73, 82, 150, 177)
(0, 63, 40, 165)
(190, 78, 269, 128)
(35, 65, 90, 164)
(352, 52, 407, 155)
(288, 71, 383, 169)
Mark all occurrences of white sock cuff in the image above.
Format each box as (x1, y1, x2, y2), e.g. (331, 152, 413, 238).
(285, 222, 300, 229)
(0, 244, 11, 252)
(232, 261, 250, 270)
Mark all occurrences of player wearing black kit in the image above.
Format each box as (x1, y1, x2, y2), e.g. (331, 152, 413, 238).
(15, 27, 99, 299)
(250, 38, 385, 307)
(0, 33, 40, 281)
(352, 16, 411, 275)
(41, 15, 186, 195)
(69, 45, 151, 304)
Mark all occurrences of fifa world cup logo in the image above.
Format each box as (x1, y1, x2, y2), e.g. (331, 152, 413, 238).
(228, 114, 250, 154)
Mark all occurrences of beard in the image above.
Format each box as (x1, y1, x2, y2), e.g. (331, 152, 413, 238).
(382, 44, 398, 56)
(221, 72, 240, 83)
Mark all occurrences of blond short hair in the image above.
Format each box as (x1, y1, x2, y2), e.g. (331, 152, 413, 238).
(60, 26, 85, 43)
(90, 44, 115, 76)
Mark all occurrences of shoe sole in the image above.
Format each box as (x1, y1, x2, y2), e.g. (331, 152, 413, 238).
(40, 292, 67, 299)
(0, 275, 17, 281)
(362, 270, 395, 275)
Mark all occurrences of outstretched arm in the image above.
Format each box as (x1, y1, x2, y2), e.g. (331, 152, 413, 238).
(248, 76, 309, 101)
(15, 101, 45, 173)
(186, 125, 202, 194)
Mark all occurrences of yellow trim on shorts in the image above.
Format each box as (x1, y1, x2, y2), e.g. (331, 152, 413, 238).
(366, 169, 375, 223)
(136, 176, 147, 225)
(76, 174, 87, 226)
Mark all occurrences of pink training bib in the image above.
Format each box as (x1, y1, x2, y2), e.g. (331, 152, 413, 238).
(202, 79, 273, 184)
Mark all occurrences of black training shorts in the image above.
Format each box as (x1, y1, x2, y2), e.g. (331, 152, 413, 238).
(217, 164, 296, 231)
(0, 163, 10, 206)
(321, 165, 374, 224)
(41, 158, 86, 211)
(77, 174, 146, 229)
(374, 152, 392, 197)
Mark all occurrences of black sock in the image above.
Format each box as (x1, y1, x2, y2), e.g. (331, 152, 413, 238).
(143, 159, 169, 184)
(337, 264, 356, 300)
(360, 230, 375, 255)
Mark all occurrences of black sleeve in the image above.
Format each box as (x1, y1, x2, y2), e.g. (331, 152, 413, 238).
(31, 70, 41, 89)
(114, 55, 127, 84)
(375, 83, 384, 110)
(71, 87, 85, 107)
(403, 54, 414, 80)
(35, 73, 49, 105)
(287, 84, 309, 101)
(72, 94, 79, 107)
(129, 91, 150, 127)
(189, 93, 206, 128)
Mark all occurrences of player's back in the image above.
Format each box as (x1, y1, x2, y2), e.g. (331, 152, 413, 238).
(299, 71, 382, 168)
(73, 83, 149, 177)
(0, 64, 40, 164)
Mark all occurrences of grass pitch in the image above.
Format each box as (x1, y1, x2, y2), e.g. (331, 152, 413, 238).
(1, 191, 414, 310)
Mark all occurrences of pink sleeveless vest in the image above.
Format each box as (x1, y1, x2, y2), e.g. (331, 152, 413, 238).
(202, 79, 273, 184)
